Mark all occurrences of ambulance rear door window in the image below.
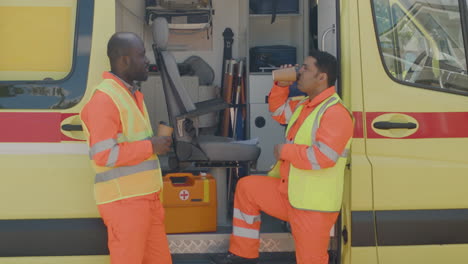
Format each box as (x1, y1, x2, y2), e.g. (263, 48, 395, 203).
(0, 0, 94, 109)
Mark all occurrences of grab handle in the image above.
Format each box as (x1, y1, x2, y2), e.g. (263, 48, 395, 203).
(373, 121, 417, 130)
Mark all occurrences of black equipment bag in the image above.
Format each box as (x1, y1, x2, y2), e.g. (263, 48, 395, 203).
(249, 45, 296, 72)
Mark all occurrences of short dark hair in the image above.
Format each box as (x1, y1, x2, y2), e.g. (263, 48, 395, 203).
(107, 32, 137, 61)
(308, 50, 337, 87)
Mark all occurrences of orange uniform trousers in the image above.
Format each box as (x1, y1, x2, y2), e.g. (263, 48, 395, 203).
(98, 192, 172, 264)
(229, 176, 339, 264)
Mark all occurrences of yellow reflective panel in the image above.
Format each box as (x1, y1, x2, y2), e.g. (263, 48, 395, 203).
(0, 0, 76, 81)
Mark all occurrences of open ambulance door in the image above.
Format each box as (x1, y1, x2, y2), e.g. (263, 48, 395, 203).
(0, 0, 114, 261)
(339, 0, 379, 263)
(358, 0, 468, 263)
(318, 1, 378, 263)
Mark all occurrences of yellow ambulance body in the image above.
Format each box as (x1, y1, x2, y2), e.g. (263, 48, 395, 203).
(0, 0, 467, 263)
(0, 0, 114, 263)
(341, 0, 468, 263)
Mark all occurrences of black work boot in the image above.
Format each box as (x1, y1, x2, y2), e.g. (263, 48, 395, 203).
(210, 252, 259, 264)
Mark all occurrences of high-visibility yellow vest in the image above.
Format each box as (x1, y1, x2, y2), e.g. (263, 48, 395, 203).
(81, 79, 163, 205)
(268, 93, 352, 212)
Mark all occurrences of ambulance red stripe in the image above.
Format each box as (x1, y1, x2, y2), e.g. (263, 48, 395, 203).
(353, 112, 468, 139)
(352, 112, 364, 138)
(0, 112, 79, 142)
(1, 112, 467, 142)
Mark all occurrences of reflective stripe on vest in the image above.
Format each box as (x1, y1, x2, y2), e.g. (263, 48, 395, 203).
(95, 159, 160, 183)
(80, 79, 162, 204)
(272, 96, 307, 123)
(285, 93, 353, 212)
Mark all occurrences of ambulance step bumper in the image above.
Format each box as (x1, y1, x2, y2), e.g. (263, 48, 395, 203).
(167, 233, 295, 254)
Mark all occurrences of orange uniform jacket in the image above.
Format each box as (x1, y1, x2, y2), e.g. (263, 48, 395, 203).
(81, 72, 153, 167)
(268, 83, 354, 194)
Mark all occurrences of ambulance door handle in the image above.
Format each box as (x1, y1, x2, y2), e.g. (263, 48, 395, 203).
(61, 124, 83, 131)
(373, 121, 417, 130)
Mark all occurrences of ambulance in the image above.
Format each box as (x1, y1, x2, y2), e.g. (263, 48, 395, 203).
(0, 0, 467, 263)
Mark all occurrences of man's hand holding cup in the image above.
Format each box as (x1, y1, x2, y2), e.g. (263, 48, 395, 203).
(151, 121, 173, 155)
(272, 64, 299, 87)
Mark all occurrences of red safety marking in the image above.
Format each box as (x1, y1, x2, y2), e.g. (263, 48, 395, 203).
(0, 112, 82, 142)
(0, 112, 62, 142)
(352, 112, 468, 139)
(2, 112, 467, 142)
(353, 112, 364, 138)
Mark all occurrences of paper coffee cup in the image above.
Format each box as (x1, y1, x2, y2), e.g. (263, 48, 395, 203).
(272, 67, 298, 82)
(157, 121, 173, 137)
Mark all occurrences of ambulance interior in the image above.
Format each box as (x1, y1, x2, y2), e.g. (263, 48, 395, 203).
(116, 1, 468, 263)
(135, 0, 342, 259)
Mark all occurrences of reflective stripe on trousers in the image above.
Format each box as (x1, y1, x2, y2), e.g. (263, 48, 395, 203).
(232, 208, 261, 240)
(229, 176, 338, 264)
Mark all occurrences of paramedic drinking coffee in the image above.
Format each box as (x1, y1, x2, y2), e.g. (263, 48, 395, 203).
(80, 32, 172, 264)
(216, 51, 354, 264)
